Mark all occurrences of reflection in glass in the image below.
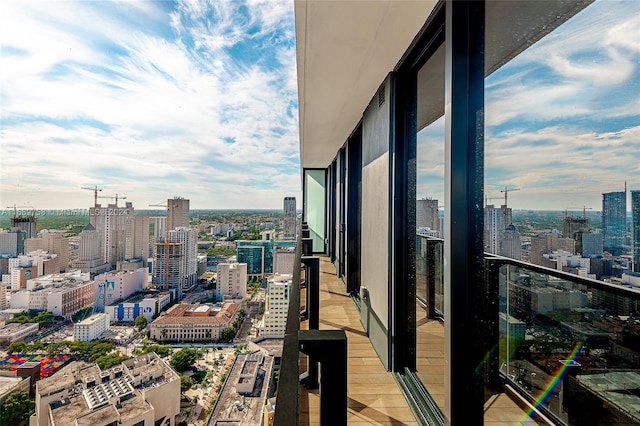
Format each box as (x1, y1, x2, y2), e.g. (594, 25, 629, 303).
(499, 263, 640, 424)
(415, 39, 445, 410)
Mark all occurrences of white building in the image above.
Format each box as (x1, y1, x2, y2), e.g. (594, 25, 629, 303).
(33, 352, 180, 426)
(10, 272, 94, 317)
(169, 227, 198, 291)
(106, 292, 171, 323)
(89, 202, 136, 267)
(3, 250, 60, 291)
(261, 274, 292, 337)
(283, 197, 297, 240)
(216, 262, 248, 300)
(73, 313, 110, 342)
(93, 268, 148, 310)
(0, 322, 39, 344)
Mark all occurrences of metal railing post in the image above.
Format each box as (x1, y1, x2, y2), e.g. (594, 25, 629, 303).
(300, 255, 320, 388)
(299, 329, 348, 426)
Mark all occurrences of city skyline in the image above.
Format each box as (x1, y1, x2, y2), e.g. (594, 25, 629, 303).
(1, 0, 300, 209)
(1, 0, 638, 211)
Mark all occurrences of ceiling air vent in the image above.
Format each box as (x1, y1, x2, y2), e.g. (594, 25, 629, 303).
(378, 84, 385, 107)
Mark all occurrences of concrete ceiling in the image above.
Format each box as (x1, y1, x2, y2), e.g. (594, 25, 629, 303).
(295, 0, 438, 169)
(295, 0, 592, 169)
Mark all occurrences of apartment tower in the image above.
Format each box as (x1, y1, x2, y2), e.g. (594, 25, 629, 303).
(602, 190, 626, 252)
(283, 196, 297, 240)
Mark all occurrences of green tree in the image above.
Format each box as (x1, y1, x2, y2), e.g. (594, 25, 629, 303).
(220, 327, 236, 342)
(170, 348, 199, 372)
(134, 314, 148, 331)
(1, 389, 34, 426)
(95, 353, 129, 369)
(7, 342, 26, 354)
(180, 375, 194, 393)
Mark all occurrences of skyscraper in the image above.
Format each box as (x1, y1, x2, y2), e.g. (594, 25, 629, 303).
(168, 197, 190, 230)
(416, 198, 439, 236)
(283, 196, 297, 240)
(484, 204, 511, 255)
(602, 191, 626, 251)
(632, 190, 640, 273)
(11, 215, 37, 239)
(90, 202, 135, 267)
(168, 227, 198, 291)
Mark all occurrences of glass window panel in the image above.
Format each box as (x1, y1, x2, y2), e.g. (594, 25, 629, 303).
(486, 1, 640, 424)
(416, 42, 446, 413)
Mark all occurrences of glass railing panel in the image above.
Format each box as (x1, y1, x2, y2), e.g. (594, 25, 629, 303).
(416, 235, 445, 411)
(498, 261, 640, 425)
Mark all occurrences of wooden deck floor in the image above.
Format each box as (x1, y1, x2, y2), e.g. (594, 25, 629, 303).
(299, 256, 543, 426)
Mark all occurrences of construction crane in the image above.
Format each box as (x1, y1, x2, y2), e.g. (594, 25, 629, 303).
(484, 196, 502, 207)
(5, 205, 35, 219)
(98, 194, 126, 206)
(499, 187, 520, 207)
(81, 186, 103, 207)
(565, 206, 593, 219)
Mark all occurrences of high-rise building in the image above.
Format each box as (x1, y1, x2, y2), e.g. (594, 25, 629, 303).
(168, 197, 190, 229)
(152, 216, 167, 242)
(216, 262, 248, 300)
(416, 198, 439, 236)
(168, 227, 198, 291)
(500, 223, 522, 260)
(261, 274, 292, 337)
(632, 190, 640, 273)
(129, 215, 150, 265)
(153, 242, 183, 298)
(283, 196, 297, 240)
(484, 204, 511, 254)
(236, 240, 297, 279)
(11, 215, 36, 239)
(562, 214, 588, 240)
(90, 202, 135, 267)
(581, 232, 604, 258)
(602, 191, 626, 251)
(25, 232, 70, 272)
(0, 229, 26, 256)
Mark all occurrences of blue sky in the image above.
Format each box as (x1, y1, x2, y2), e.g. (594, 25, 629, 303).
(418, 0, 639, 211)
(1, 0, 300, 209)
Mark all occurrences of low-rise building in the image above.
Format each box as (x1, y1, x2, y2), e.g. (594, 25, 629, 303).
(0, 322, 39, 344)
(32, 352, 180, 426)
(106, 291, 171, 323)
(149, 302, 240, 342)
(10, 271, 94, 317)
(73, 313, 110, 342)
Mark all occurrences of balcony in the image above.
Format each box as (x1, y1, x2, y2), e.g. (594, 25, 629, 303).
(274, 234, 640, 425)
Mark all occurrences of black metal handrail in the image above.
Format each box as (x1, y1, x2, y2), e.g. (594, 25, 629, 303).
(273, 231, 303, 426)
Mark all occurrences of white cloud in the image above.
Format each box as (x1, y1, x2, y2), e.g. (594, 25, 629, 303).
(0, 0, 300, 209)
